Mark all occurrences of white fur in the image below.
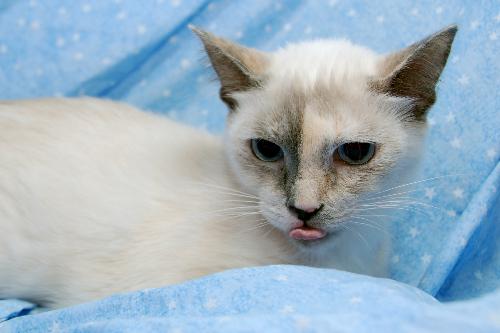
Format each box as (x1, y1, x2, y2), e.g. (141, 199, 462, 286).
(0, 39, 428, 308)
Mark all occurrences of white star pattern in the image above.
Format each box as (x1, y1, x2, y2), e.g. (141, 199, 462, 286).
(17, 18, 26, 27)
(411, 8, 419, 16)
(162, 89, 171, 97)
(204, 298, 217, 310)
(295, 316, 311, 330)
(304, 26, 312, 34)
(470, 20, 480, 29)
(101, 57, 112, 65)
(447, 210, 457, 217)
(435, 6, 443, 14)
(137, 25, 147, 35)
(425, 187, 436, 200)
(280, 305, 295, 314)
(274, 275, 288, 282)
(450, 137, 462, 149)
(168, 300, 177, 310)
(478, 203, 488, 217)
(452, 188, 465, 199)
(427, 117, 436, 126)
(73, 52, 84, 61)
(82, 4, 92, 13)
(180, 59, 190, 69)
(116, 11, 127, 20)
(421, 254, 432, 265)
(409, 227, 420, 238)
(487, 149, 497, 160)
(347, 9, 357, 17)
(328, 0, 338, 7)
(490, 32, 498, 41)
(457, 74, 470, 85)
(495, 13, 500, 22)
(283, 23, 292, 32)
(376, 15, 385, 23)
(0, 44, 7, 54)
(30, 20, 40, 30)
(349, 296, 363, 304)
(171, 0, 182, 7)
(445, 112, 455, 123)
(56, 37, 65, 47)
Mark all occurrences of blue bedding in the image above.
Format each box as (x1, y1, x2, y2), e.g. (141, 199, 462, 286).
(0, 0, 499, 332)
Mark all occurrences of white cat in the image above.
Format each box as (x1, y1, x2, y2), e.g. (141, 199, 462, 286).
(0, 25, 456, 308)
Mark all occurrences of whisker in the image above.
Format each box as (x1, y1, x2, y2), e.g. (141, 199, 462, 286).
(204, 206, 260, 215)
(184, 181, 259, 199)
(193, 188, 260, 200)
(348, 217, 390, 235)
(369, 173, 470, 197)
(343, 224, 371, 249)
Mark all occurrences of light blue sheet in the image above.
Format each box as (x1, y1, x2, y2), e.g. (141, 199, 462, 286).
(0, 0, 499, 332)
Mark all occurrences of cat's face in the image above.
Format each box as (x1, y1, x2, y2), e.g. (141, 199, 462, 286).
(193, 26, 456, 247)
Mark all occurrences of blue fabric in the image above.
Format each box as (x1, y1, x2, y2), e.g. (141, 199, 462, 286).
(2, 266, 500, 333)
(0, 0, 499, 332)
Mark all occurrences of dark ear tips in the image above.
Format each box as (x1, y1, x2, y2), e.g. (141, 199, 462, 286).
(374, 25, 458, 120)
(190, 26, 268, 112)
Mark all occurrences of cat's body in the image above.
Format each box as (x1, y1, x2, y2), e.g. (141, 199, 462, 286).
(0, 26, 456, 308)
(0, 98, 387, 307)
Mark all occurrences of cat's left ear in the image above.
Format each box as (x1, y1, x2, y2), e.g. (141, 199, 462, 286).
(190, 25, 269, 111)
(373, 25, 458, 120)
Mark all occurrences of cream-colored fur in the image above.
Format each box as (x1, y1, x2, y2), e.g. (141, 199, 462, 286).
(0, 26, 456, 308)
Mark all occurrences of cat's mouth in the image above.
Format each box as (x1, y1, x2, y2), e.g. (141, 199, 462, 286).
(289, 225, 327, 241)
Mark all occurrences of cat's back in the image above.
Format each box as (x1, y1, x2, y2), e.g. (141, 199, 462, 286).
(0, 97, 202, 147)
(0, 97, 224, 303)
(0, 97, 218, 174)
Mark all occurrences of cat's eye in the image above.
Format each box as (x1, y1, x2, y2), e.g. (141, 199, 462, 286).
(251, 139, 284, 162)
(337, 142, 376, 165)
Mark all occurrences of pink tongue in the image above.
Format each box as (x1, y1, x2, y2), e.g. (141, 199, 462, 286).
(289, 227, 326, 241)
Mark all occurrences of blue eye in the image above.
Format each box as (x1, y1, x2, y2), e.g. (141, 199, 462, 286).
(337, 142, 376, 165)
(251, 139, 284, 162)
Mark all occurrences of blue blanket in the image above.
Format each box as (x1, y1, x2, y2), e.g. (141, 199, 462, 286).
(0, 0, 499, 332)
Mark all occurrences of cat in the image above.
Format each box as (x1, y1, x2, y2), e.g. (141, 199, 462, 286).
(0, 25, 457, 308)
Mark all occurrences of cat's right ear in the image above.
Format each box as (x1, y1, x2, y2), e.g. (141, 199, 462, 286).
(373, 25, 457, 120)
(190, 25, 269, 111)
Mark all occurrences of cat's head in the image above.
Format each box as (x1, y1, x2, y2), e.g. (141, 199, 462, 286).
(192, 25, 457, 247)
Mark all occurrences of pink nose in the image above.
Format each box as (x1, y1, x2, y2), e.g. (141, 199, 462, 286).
(287, 203, 323, 222)
(295, 205, 320, 213)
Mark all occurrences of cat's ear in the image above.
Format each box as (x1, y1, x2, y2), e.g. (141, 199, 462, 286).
(373, 25, 458, 120)
(190, 26, 269, 111)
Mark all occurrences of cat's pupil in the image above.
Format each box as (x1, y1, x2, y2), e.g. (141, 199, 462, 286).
(344, 143, 367, 160)
(338, 142, 375, 165)
(251, 139, 283, 161)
